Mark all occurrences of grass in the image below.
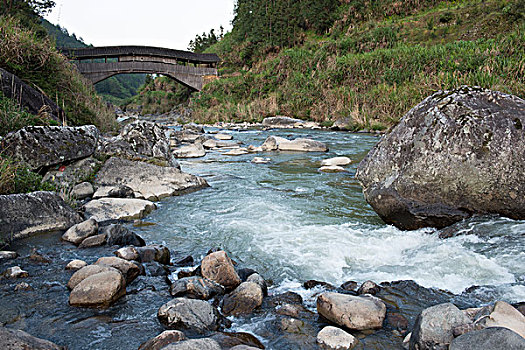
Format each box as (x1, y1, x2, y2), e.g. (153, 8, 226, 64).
(0, 155, 55, 195)
(0, 92, 57, 136)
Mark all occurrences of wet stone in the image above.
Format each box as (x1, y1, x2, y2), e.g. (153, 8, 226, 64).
(0, 251, 18, 261)
(4, 266, 29, 278)
(358, 280, 381, 295)
(138, 330, 187, 350)
(65, 259, 87, 270)
(78, 233, 107, 248)
(115, 246, 139, 261)
(169, 276, 224, 300)
(14, 282, 32, 292)
(95, 256, 141, 285)
(317, 326, 358, 350)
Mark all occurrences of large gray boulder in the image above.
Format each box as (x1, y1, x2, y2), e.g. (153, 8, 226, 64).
(61, 218, 98, 245)
(94, 157, 208, 201)
(0, 326, 63, 349)
(157, 298, 221, 333)
(1, 125, 100, 170)
(449, 327, 525, 350)
(0, 191, 82, 241)
(409, 302, 472, 350)
(97, 120, 178, 167)
(262, 116, 305, 127)
(83, 197, 156, 223)
(42, 157, 101, 188)
(356, 86, 525, 230)
(316, 292, 386, 330)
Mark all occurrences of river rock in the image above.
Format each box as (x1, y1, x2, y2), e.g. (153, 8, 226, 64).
(222, 282, 264, 316)
(93, 185, 135, 199)
(78, 233, 107, 248)
(0, 251, 18, 261)
(62, 218, 98, 245)
(230, 346, 261, 350)
(215, 133, 233, 140)
(317, 292, 386, 330)
(210, 332, 265, 349)
(449, 327, 525, 350)
(69, 269, 126, 308)
(261, 136, 328, 152)
(246, 273, 268, 296)
(170, 276, 224, 300)
(319, 165, 346, 173)
(409, 302, 472, 350)
(356, 86, 525, 230)
(95, 256, 140, 284)
(138, 330, 187, 350)
(14, 282, 32, 292)
(1, 125, 99, 170)
(102, 224, 145, 247)
(357, 280, 381, 295)
(251, 157, 270, 164)
(162, 338, 221, 350)
(481, 301, 525, 338)
(201, 250, 241, 289)
(157, 298, 221, 333)
(280, 317, 308, 334)
(182, 123, 204, 133)
(98, 120, 177, 167)
(0, 326, 63, 350)
(95, 157, 208, 201)
(83, 198, 156, 223)
(173, 143, 206, 158)
(43, 157, 102, 188)
(321, 157, 351, 166)
(71, 182, 94, 200)
(0, 191, 82, 241)
(4, 266, 29, 278)
(317, 326, 358, 350)
(65, 259, 87, 270)
(262, 116, 305, 127)
(67, 264, 118, 290)
(136, 245, 170, 264)
(223, 148, 249, 156)
(340, 281, 358, 292)
(115, 247, 139, 261)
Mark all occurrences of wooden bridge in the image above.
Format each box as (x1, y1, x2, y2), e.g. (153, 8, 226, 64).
(62, 46, 220, 91)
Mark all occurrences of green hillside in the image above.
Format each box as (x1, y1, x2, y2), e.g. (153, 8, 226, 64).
(187, 0, 525, 130)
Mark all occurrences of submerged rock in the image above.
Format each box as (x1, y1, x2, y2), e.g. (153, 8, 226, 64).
(157, 298, 221, 333)
(449, 327, 525, 350)
(69, 269, 126, 308)
(62, 218, 98, 245)
(201, 251, 241, 290)
(1, 125, 99, 170)
(0, 326, 63, 350)
(356, 86, 525, 230)
(316, 292, 386, 330)
(83, 198, 156, 223)
(95, 157, 208, 201)
(0, 191, 82, 241)
(317, 326, 358, 350)
(409, 302, 471, 350)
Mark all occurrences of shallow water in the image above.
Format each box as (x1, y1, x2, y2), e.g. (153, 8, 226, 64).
(1, 127, 523, 349)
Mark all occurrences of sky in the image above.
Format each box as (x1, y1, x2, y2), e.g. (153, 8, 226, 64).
(45, 0, 236, 50)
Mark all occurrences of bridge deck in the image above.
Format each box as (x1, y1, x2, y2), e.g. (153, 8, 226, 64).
(62, 45, 220, 64)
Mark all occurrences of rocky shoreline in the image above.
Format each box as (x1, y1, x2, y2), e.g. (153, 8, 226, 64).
(1, 87, 524, 349)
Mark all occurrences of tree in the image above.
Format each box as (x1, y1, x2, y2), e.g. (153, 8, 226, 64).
(1, 0, 55, 16)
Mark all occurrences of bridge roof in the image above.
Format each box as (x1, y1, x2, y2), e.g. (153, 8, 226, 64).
(61, 45, 220, 64)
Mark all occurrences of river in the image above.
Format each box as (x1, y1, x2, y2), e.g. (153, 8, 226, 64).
(0, 127, 523, 349)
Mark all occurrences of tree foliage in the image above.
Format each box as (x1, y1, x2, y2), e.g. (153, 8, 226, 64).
(188, 27, 224, 53)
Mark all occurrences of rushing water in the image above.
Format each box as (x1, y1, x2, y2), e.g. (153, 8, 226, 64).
(1, 127, 524, 349)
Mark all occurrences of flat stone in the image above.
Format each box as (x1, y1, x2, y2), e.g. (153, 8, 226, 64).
(69, 270, 126, 308)
(223, 148, 249, 156)
(65, 259, 87, 270)
(78, 233, 107, 248)
(262, 116, 305, 127)
(4, 266, 29, 278)
(261, 136, 328, 152)
(2, 125, 100, 170)
(173, 143, 206, 158)
(170, 276, 224, 300)
(222, 282, 264, 316)
(0, 191, 82, 241)
(95, 256, 140, 284)
(317, 326, 358, 350)
(215, 133, 233, 140)
(157, 298, 221, 333)
(95, 157, 208, 201)
(0, 326, 62, 349)
(162, 338, 221, 350)
(317, 292, 386, 330)
(319, 165, 346, 173)
(62, 218, 99, 245)
(251, 157, 270, 164)
(93, 185, 135, 199)
(83, 198, 156, 223)
(138, 330, 187, 350)
(201, 250, 241, 289)
(67, 264, 118, 290)
(321, 157, 352, 166)
(71, 182, 94, 200)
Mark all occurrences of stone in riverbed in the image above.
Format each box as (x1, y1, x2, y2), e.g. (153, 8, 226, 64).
(157, 298, 221, 333)
(215, 133, 233, 140)
(246, 273, 268, 296)
(4, 266, 29, 278)
(136, 244, 170, 264)
(261, 136, 328, 152)
(317, 292, 386, 330)
(83, 198, 156, 223)
(201, 250, 241, 290)
(0, 191, 82, 241)
(210, 332, 265, 349)
(321, 157, 351, 166)
(319, 165, 346, 173)
(14, 282, 32, 292)
(449, 327, 525, 350)
(317, 326, 358, 350)
(169, 276, 224, 300)
(251, 157, 270, 164)
(230, 346, 261, 350)
(0, 326, 63, 350)
(102, 224, 146, 247)
(162, 338, 221, 350)
(173, 143, 206, 158)
(67, 264, 118, 290)
(95, 256, 140, 284)
(480, 301, 525, 338)
(0, 251, 18, 261)
(61, 218, 98, 245)
(93, 185, 135, 199)
(115, 246, 139, 261)
(65, 259, 87, 270)
(78, 233, 107, 248)
(223, 148, 249, 156)
(262, 116, 305, 128)
(138, 330, 187, 350)
(356, 86, 525, 230)
(71, 182, 94, 200)
(69, 269, 126, 308)
(409, 302, 471, 350)
(1, 125, 100, 170)
(95, 157, 208, 201)
(222, 282, 264, 316)
(357, 280, 381, 295)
